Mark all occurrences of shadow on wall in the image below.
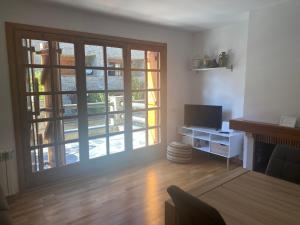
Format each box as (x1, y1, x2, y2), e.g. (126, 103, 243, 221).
(223, 110, 232, 122)
(228, 49, 234, 67)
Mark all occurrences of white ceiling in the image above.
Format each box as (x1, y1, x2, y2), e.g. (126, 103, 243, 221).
(38, 0, 289, 31)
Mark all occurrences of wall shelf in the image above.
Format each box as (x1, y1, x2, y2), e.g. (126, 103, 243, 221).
(193, 65, 233, 72)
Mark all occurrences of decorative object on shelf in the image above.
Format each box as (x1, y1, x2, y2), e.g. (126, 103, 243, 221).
(167, 142, 192, 164)
(192, 58, 202, 69)
(218, 52, 229, 67)
(221, 121, 233, 133)
(202, 55, 211, 68)
(279, 115, 297, 128)
(210, 59, 218, 68)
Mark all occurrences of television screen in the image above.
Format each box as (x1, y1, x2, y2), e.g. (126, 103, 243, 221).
(184, 105, 222, 129)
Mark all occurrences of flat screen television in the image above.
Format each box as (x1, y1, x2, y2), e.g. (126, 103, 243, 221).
(184, 104, 222, 129)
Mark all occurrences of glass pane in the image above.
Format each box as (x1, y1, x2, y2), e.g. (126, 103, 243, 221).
(107, 47, 123, 68)
(88, 115, 106, 137)
(63, 142, 80, 165)
(133, 130, 146, 149)
(86, 69, 105, 91)
(55, 42, 75, 66)
(132, 111, 146, 130)
(148, 110, 160, 127)
(87, 93, 106, 114)
(27, 95, 53, 119)
(148, 128, 160, 145)
(109, 134, 124, 154)
(107, 70, 124, 90)
(22, 39, 49, 65)
(132, 71, 145, 90)
(56, 68, 76, 91)
(132, 91, 145, 110)
(89, 137, 107, 159)
(31, 146, 56, 172)
(58, 94, 78, 117)
(43, 146, 56, 170)
(30, 121, 55, 147)
(108, 92, 124, 112)
(147, 51, 160, 70)
(85, 45, 104, 67)
(147, 71, 159, 89)
(109, 113, 124, 133)
(31, 149, 40, 172)
(131, 50, 145, 69)
(59, 118, 78, 141)
(148, 91, 159, 108)
(26, 68, 51, 92)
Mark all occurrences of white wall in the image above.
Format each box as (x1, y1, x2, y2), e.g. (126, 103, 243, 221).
(244, 1, 300, 125)
(191, 21, 249, 121)
(0, 0, 193, 152)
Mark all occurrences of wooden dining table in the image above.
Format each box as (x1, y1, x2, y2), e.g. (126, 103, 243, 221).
(165, 168, 300, 225)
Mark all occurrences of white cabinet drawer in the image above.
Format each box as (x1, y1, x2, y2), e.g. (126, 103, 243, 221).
(211, 142, 229, 157)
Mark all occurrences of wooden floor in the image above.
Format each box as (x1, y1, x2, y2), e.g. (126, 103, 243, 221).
(9, 155, 238, 225)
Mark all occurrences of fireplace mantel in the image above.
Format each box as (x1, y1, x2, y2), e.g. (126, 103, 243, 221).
(230, 118, 300, 142)
(229, 118, 300, 170)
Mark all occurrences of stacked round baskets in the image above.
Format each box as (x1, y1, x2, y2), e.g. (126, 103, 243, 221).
(167, 142, 192, 163)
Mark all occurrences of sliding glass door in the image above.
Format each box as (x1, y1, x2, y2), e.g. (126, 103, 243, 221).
(130, 49, 161, 149)
(8, 24, 166, 188)
(22, 37, 81, 172)
(84, 43, 126, 158)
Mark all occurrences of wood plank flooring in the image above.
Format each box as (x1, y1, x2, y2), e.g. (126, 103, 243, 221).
(9, 155, 238, 225)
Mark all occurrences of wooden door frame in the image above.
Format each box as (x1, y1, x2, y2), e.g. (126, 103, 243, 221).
(5, 22, 167, 191)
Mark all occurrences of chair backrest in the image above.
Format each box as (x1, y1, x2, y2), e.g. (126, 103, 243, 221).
(266, 145, 300, 184)
(167, 185, 226, 225)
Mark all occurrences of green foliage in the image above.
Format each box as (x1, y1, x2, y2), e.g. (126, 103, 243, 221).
(36, 70, 43, 92)
(132, 77, 144, 100)
(87, 93, 106, 114)
(87, 93, 105, 103)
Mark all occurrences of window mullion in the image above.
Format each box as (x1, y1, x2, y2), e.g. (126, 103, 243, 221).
(48, 40, 60, 168)
(103, 45, 110, 155)
(75, 41, 89, 163)
(124, 45, 133, 151)
(145, 50, 149, 146)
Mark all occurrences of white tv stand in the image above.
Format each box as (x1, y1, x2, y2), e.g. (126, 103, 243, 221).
(180, 126, 243, 169)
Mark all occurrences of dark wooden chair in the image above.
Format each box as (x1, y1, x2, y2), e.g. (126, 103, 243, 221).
(167, 185, 226, 225)
(266, 145, 300, 184)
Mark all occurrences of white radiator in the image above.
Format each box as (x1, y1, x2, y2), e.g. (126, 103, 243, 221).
(0, 150, 19, 196)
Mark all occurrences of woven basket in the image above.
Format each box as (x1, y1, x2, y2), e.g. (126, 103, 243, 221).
(167, 142, 192, 163)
